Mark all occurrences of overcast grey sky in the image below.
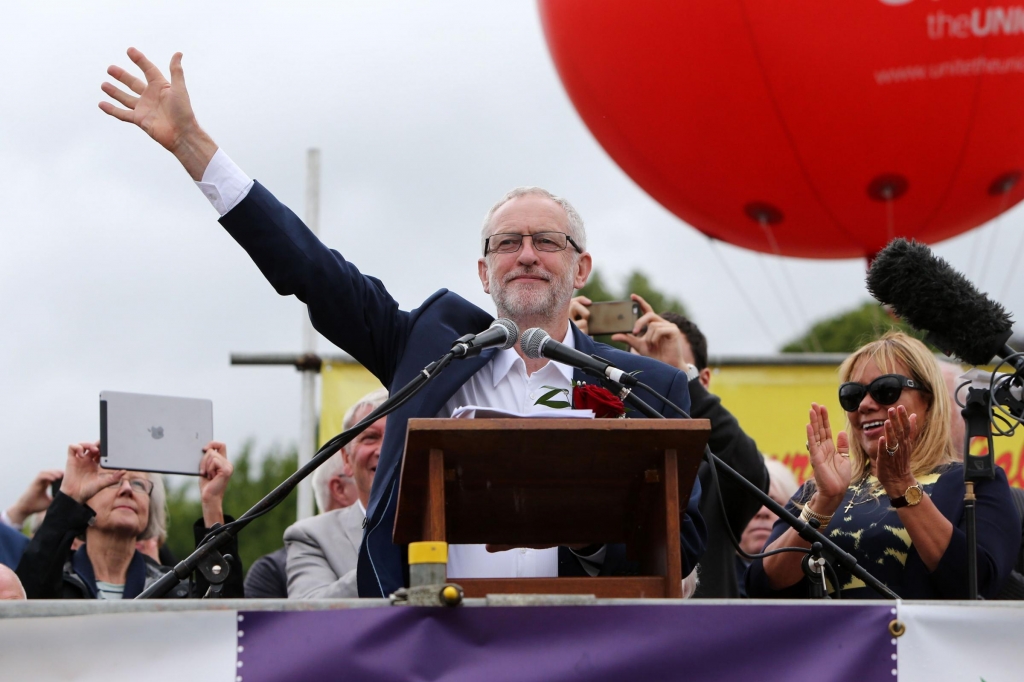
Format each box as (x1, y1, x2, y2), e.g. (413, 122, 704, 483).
(2, 1, 1021, 506)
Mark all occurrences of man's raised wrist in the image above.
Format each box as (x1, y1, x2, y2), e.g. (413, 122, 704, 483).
(172, 124, 218, 181)
(2, 507, 25, 529)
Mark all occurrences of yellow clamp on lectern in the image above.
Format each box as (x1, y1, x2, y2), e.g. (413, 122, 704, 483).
(408, 541, 448, 565)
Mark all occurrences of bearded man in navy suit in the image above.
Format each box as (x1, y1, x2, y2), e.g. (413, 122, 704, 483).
(99, 48, 706, 597)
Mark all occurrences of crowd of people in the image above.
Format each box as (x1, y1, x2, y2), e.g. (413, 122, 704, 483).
(3, 46, 1021, 604)
(3, 320, 1021, 603)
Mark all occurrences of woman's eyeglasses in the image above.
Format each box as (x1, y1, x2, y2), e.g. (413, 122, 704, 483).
(838, 374, 929, 412)
(103, 477, 154, 496)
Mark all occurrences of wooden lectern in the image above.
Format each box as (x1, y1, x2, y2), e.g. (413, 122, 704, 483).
(393, 418, 710, 599)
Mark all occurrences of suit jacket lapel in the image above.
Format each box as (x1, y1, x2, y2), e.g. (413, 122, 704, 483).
(569, 323, 599, 390)
(424, 347, 497, 415)
(569, 324, 641, 420)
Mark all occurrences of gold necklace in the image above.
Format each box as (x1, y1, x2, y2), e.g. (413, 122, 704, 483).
(843, 476, 884, 513)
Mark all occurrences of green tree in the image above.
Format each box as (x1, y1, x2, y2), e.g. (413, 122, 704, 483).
(577, 269, 688, 318)
(622, 271, 688, 318)
(575, 268, 616, 303)
(781, 301, 924, 353)
(165, 442, 298, 576)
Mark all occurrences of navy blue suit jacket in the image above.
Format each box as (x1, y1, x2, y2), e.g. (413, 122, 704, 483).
(221, 182, 706, 597)
(0, 523, 28, 570)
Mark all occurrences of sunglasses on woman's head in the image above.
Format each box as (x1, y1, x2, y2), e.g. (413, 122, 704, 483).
(838, 374, 928, 412)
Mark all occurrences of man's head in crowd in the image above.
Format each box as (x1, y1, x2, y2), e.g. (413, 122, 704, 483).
(0, 564, 26, 600)
(331, 388, 389, 510)
(661, 312, 711, 388)
(478, 187, 592, 329)
(311, 455, 358, 514)
(312, 388, 389, 513)
(739, 458, 799, 557)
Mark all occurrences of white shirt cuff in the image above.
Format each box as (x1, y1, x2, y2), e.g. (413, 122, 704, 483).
(195, 148, 254, 216)
(0, 508, 21, 530)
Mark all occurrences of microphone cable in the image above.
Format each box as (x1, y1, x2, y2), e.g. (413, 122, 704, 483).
(631, 380, 820, 566)
(198, 350, 456, 548)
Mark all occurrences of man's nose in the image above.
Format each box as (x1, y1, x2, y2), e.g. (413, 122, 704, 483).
(517, 237, 541, 264)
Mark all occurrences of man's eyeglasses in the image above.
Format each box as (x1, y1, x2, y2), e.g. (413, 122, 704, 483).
(104, 477, 155, 496)
(483, 231, 582, 256)
(838, 374, 929, 412)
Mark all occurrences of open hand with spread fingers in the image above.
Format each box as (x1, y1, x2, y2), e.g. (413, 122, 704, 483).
(806, 403, 852, 507)
(99, 47, 218, 180)
(876, 404, 919, 497)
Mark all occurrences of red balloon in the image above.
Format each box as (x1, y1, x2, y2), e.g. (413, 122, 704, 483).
(539, 0, 1024, 259)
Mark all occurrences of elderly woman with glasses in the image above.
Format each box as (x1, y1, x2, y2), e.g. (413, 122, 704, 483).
(747, 332, 1020, 599)
(17, 440, 242, 599)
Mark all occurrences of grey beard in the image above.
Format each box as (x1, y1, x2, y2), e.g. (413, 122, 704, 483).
(490, 269, 575, 324)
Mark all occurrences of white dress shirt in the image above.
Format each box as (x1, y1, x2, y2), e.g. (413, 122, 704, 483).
(196, 152, 600, 579)
(438, 327, 577, 579)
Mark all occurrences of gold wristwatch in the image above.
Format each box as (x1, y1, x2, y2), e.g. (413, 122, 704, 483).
(889, 484, 924, 508)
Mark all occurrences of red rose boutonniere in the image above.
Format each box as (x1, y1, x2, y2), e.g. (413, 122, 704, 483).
(573, 383, 626, 419)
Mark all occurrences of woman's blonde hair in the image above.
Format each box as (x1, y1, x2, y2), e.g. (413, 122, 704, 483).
(839, 331, 957, 482)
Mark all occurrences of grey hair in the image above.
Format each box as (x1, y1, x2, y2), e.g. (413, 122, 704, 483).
(480, 187, 587, 255)
(764, 458, 799, 503)
(312, 387, 389, 513)
(139, 472, 167, 543)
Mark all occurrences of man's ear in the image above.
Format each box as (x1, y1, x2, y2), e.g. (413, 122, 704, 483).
(340, 451, 354, 479)
(699, 368, 712, 390)
(478, 257, 491, 294)
(573, 252, 593, 290)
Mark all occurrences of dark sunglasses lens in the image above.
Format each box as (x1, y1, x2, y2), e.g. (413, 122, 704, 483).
(870, 376, 904, 406)
(839, 384, 866, 411)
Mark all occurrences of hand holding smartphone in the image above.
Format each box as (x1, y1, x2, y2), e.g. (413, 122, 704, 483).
(584, 300, 641, 335)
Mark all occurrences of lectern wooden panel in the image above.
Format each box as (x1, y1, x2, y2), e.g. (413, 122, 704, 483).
(394, 418, 709, 599)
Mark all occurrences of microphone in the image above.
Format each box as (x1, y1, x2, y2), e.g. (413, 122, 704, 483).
(866, 238, 1017, 367)
(451, 319, 519, 358)
(520, 327, 637, 386)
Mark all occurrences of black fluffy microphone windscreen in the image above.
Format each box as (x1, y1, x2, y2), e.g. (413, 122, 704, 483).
(866, 238, 1014, 366)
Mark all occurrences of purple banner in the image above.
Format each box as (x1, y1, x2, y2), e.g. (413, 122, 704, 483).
(237, 603, 895, 682)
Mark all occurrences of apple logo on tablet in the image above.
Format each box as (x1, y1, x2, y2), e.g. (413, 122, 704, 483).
(148, 426, 164, 439)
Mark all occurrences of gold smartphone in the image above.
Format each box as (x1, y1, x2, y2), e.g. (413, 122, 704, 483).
(587, 300, 641, 335)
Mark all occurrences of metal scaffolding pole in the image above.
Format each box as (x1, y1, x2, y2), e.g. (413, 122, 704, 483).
(297, 148, 321, 521)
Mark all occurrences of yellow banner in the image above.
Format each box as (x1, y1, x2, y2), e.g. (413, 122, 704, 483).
(712, 364, 1024, 488)
(318, 361, 384, 447)
(316, 359, 1024, 488)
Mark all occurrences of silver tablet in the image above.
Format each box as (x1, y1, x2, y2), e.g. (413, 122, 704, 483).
(100, 391, 213, 476)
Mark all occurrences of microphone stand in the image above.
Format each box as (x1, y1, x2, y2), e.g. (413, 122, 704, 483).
(959, 344, 1024, 600)
(597, 373, 900, 600)
(137, 350, 458, 599)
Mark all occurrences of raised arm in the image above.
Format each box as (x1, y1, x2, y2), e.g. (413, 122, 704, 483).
(100, 48, 217, 181)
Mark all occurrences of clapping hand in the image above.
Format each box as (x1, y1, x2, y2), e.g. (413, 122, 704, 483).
(806, 403, 852, 503)
(876, 405, 919, 497)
